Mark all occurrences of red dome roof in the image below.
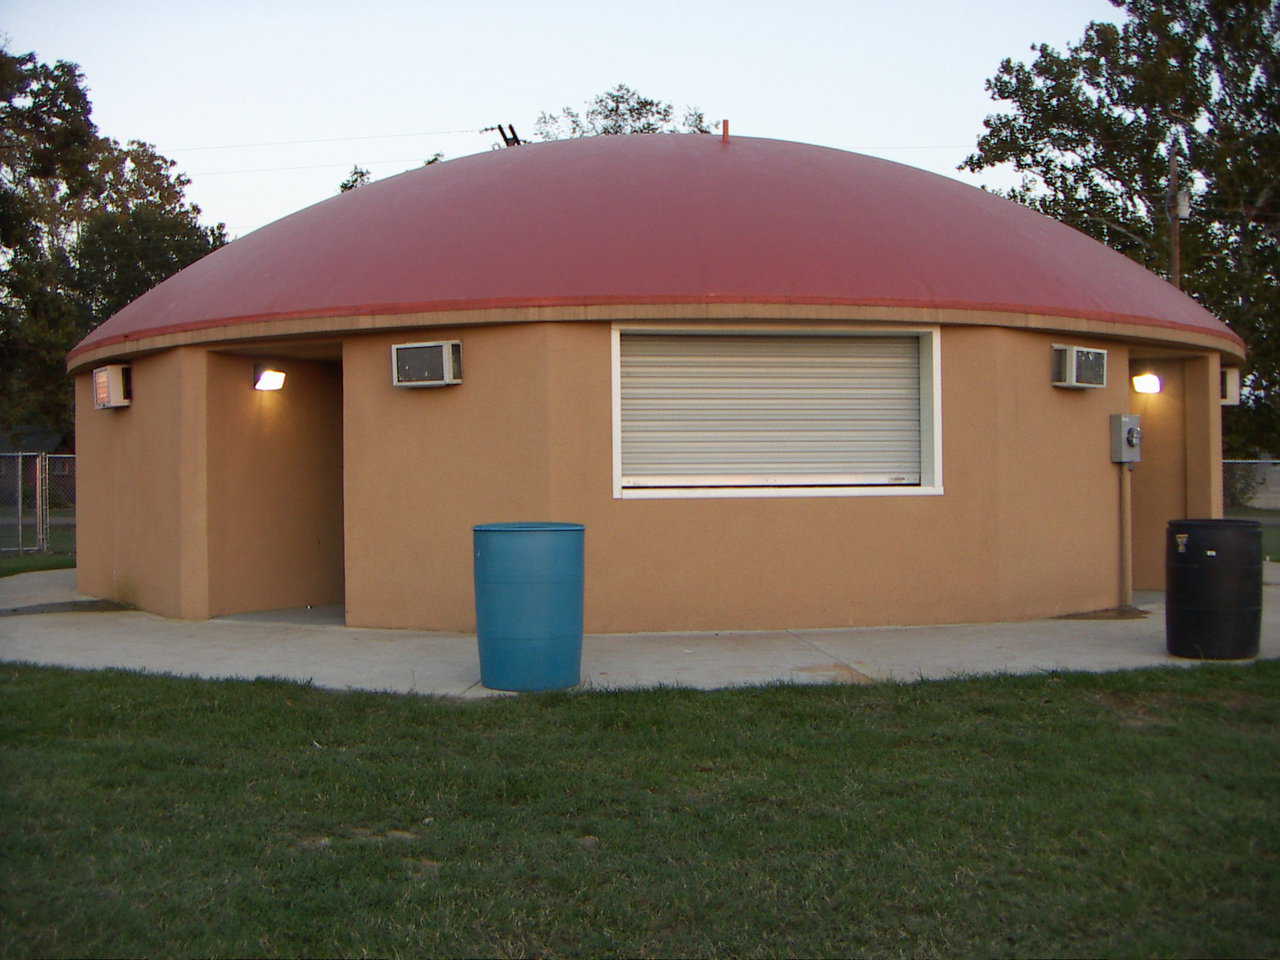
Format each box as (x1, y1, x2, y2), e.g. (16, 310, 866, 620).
(69, 134, 1242, 361)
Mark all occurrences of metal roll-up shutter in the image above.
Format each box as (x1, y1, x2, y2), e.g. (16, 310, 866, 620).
(620, 333, 921, 488)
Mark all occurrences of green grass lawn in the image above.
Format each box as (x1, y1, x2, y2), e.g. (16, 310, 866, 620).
(2, 663, 1277, 958)
(0, 516, 76, 577)
(0, 551, 75, 578)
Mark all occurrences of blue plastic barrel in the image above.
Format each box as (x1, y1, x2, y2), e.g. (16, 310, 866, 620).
(473, 522, 585, 691)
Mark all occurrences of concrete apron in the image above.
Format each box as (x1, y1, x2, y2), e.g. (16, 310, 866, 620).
(2, 567, 1278, 698)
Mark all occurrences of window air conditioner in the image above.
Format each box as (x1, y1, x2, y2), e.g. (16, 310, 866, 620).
(1051, 345, 1107, 389)
(391, 341, 462, 387)
(93, 364, 132, 408)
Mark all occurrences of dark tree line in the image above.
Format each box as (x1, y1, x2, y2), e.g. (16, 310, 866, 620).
(1, 47, 226, 443)
(962, 0, 1279, 455)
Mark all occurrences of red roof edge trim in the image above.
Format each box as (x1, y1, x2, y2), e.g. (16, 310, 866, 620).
(68, 292, 1244, 363)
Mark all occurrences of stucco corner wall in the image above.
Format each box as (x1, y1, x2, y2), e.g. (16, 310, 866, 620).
(75, 347, 345, 619)
(960, 327, 1130, 620)
(1130, 351, 1224, 590)
(341, 324, 555, 630)
(74, 348, 207, 618)
(205, 353, 345, 616)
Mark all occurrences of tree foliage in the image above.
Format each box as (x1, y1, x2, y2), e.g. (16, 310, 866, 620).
(338, 153, 442, 193)
(0, 50, 100, 255)
(535, 83, 710, 140)
(74, 203, 227, 329)
(0, 47, 225, 442)
(961, 0, 1279, 454)
(338, 165, 371, 192)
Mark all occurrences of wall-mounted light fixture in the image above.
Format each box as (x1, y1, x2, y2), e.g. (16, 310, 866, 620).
(1131, 373, 1162, 394)
(254, 364, 286, 391)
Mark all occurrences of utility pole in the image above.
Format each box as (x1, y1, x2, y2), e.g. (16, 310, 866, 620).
(482, 124, 523, 147)
(1167, 146, 1181, 288)
(1166, 138, 1190, 289)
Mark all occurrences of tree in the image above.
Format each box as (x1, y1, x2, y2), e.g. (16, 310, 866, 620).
(338, 153, 441, 193)
(535, 83, 710, 140)
(0, 47, 226, 442)
(74, 203, 228, 329)
(961, 0, 1279, 455)
(338, 165, 371, 192)
(0, 49, 99, 253)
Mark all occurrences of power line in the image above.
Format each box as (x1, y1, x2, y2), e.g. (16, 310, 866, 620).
(192, 158, 434, 176)
(169, 121, 1277, 160)
(184, 142, 983, 177)
(171, 123, 982, 158)
(173, 128, 483, 152)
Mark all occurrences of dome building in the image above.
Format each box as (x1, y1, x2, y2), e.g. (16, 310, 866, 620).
(69, 134, 1243, 631)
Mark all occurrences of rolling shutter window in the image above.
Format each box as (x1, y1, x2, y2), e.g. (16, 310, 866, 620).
(620, 334, 922, 488)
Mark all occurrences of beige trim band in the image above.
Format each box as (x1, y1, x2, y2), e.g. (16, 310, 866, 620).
(67, 302, 1245, 373)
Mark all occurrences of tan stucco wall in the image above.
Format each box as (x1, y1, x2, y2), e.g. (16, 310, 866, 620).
(205, 354, 344, 616)
(77, 350, 344, 618)
(342, 324, 552, 629)
(339, 322, 1134, 632)
(76, 348, 206, 617)
(547, 324, 1128, 631)
(1183, 354, 1223, 519)
(1130, 353, 1223, 590)
(77, 318, 1220, 631)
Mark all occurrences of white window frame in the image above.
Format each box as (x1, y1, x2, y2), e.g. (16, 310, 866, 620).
(611, 323, 943, 499)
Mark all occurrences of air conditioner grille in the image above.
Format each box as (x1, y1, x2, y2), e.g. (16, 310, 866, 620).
(1051, 345, 1107, 389)
(391, 341, 462, 387)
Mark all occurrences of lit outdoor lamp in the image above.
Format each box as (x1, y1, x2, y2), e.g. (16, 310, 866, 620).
(1132, 372, 1162, 394)
(253, 364, 286, 391)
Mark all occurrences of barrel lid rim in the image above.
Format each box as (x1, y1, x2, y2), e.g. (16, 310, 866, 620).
(474, 522, 586, 532)
(1168, 519, 1262, 527)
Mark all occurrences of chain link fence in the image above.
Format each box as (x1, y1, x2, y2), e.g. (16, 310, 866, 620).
(1225, 460, 1279, 562)
(0, 453, 76, 555)
(4, 454, 1269, 561)
(1224, 460, 1280, 511)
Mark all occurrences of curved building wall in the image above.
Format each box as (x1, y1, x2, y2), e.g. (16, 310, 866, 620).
(68, 132, 1237, 633)
(76, 349, 196, 617)
(340, 320, 1131, 631)
(74, 313, 1221, 631)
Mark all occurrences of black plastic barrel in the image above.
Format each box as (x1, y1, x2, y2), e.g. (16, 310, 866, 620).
(1165, 519, 1262, 660)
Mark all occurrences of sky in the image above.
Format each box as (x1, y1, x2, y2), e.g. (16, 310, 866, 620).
(4, 0, 1123, 240)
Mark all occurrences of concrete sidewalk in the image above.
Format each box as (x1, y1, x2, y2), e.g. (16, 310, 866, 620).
(2, 567, 1277, 697)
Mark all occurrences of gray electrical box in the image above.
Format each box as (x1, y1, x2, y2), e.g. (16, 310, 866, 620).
(1110, 413, 1142, 463)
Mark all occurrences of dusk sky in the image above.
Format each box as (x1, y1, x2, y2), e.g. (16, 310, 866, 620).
(6, 0, 1121, 238)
